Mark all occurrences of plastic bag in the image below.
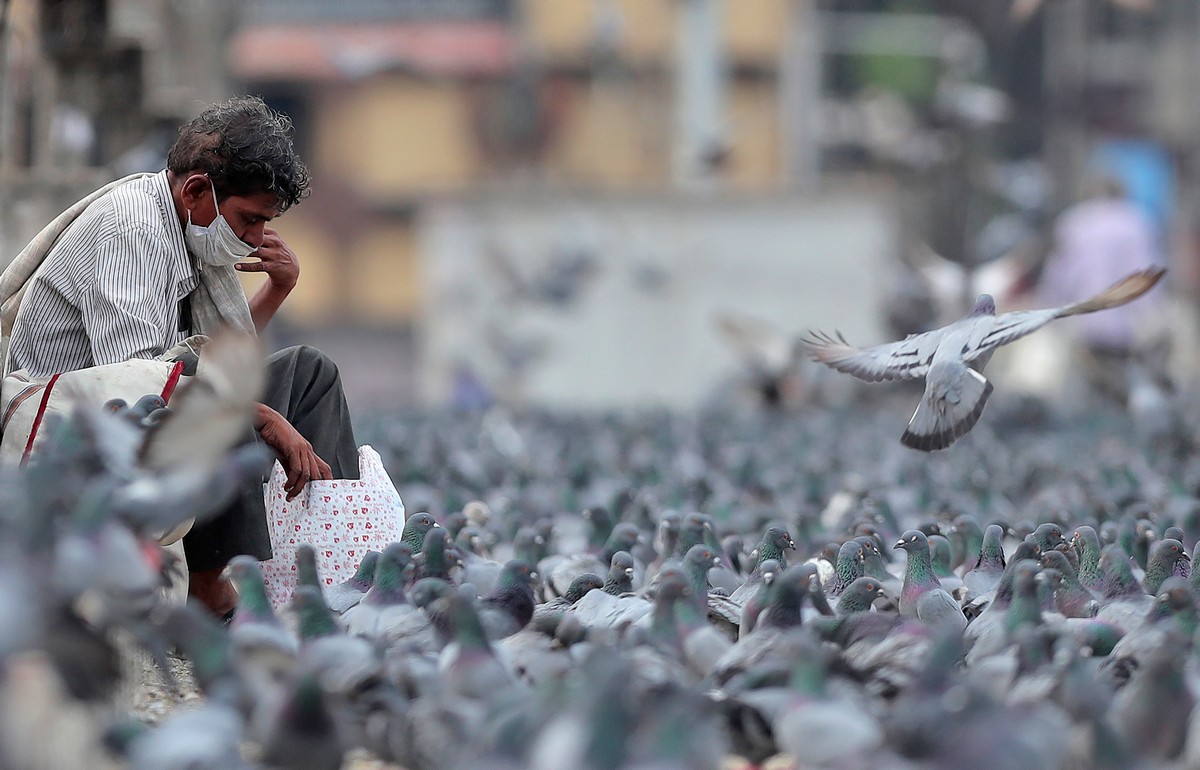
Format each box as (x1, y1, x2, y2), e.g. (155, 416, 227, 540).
(260, 444, 405, 609)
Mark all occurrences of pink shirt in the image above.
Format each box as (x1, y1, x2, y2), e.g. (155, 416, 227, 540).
(1039, 198, 1164, 350)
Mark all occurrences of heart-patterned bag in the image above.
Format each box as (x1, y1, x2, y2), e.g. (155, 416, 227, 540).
(259, 444, 405, 609)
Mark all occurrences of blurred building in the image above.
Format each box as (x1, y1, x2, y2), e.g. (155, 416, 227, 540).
(3, 0, 1199, 407)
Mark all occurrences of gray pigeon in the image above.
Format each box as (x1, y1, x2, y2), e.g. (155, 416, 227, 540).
(803, 267, 1165, 450)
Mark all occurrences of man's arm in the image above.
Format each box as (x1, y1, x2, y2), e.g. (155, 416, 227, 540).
(236, 227, 300, 333)
(82, 226, 177, 364)
(255, 403, 332, 500)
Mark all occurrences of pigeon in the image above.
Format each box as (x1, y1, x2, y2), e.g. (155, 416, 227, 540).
(1095, 545, 1155, 632)
(125, 702, 251, 770)
(326, 551, 380, 614)
(1072, 525, 1104, 592)
(1109, 631, 1194, 762)
(729, 527, 797, 605)
(601, 550, 636, 595)
(1142, 538, 1190, 595)
(738, 559, 782, 638)
(1026, 522, 1068, 554)
(802, 267, 1166, 450)
(893, 530, 966, 631)
(341, 544, 425, 645)
(255, 668, 348, 770)
(528, 572, 602, 636)
(478, 560, 539, 640)
(826, 540, 866, 599)
(962, 523, 1007, 598)
(1102, 577, 1197, 689)
(928, 534, 964, 597)
(401, 513, 442, 553)
(1039, 550, 1098, 618)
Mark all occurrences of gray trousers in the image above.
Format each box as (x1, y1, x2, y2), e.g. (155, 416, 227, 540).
(182, 345, 359, 571)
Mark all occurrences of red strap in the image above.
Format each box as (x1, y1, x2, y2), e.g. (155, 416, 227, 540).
(160, 359, 186, 403)
(21, 372, 61, 467)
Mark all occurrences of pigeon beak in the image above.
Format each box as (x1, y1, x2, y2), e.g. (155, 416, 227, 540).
(787, 540, 797, 550)
(624, 567, 634, 577)
(1184, 553, 1192, 562)
(433, 522, 442, 528)
(893, 540, 904, 550)
(712, 557, 722, 567)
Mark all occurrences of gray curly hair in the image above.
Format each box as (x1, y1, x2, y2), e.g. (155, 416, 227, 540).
(167, 95, 311, 211)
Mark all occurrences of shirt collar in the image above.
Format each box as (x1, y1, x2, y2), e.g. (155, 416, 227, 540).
(148, 169, 199, 297)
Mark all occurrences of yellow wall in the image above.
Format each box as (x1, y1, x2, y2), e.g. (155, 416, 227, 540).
(525, 0, 785, 64)
(548, 80, 671, 188)
(726, 80, 782, 190)
(525, 0, 675, 64)
(349, 223, 422, 323)
(724, 0, 787, 64)
(315, 76, 480, 197)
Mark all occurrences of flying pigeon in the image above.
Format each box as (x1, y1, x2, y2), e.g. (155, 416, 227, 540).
(802, 266, 1166, 451)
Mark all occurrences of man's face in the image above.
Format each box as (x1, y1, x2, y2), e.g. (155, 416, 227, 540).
(184, 173, 281, 249)
(211, 190, 281, 250)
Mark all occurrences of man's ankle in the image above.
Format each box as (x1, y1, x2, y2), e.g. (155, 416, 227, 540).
(188, 566, 238, 617)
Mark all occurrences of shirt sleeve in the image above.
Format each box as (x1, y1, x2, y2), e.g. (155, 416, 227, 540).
(80, 224, 176, 365)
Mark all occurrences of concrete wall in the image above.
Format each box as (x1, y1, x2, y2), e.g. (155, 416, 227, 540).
(417, 189, 896, 408)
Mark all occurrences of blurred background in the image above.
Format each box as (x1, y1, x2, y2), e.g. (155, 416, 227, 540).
(2, 0, 1199, 414)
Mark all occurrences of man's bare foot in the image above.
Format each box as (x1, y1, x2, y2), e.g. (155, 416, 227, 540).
(188, 566, 238, 618)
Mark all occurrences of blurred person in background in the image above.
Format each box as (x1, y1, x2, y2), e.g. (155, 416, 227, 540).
(3, 96, 359, 619)
(1037, 173, 1171, 405)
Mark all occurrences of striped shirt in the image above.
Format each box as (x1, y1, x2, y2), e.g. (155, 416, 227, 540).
(8, 171, 199, 377)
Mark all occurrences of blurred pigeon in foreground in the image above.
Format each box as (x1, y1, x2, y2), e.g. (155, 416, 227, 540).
(803, 267, 1165, 450)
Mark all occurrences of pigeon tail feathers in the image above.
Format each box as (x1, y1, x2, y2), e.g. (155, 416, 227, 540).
(901, 365, 993, 452)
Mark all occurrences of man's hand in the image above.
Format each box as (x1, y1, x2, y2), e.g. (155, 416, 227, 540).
(241, 228, 299, 333)
(235, 227, 299, 291)
(255, 403, 332, 500)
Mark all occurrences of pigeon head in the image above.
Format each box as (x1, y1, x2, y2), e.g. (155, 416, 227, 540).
(603, 522, 641, 562)
(852, 576, 885, 599)
(408, 577, 454, 610)
(563, 573, 604, 603)
(401, 513, 441, 551)
(610, 550, 636, 574)
(454, 525, 487, 556)
(512, 526, 545, 564)
(653, 566, 691, 604)
(837, 575, 886, 614)
(1030, 522, 1067, 552)
(756, 526, 796, 565)
(1151, 577, 1196, 619)
(970, 294, 996, 316)
(498, 559, 538, 589)
(893, 529, 930, 554)
(443, 510, 468, 539)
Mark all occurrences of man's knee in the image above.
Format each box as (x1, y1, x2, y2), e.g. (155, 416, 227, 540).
(271, 344, 342, 387)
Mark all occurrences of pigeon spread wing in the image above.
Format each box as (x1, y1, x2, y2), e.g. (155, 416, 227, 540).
(139, 331, 265, 474)
(961, 266, 1166, 363)
(715, 313, 796, 374)
(801, 329, 943, 382)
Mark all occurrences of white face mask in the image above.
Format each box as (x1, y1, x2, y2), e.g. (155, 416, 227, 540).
(183, 178, 257, 267)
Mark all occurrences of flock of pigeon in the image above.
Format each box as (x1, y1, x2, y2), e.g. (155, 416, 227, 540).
(3, 360, 1200, 769)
